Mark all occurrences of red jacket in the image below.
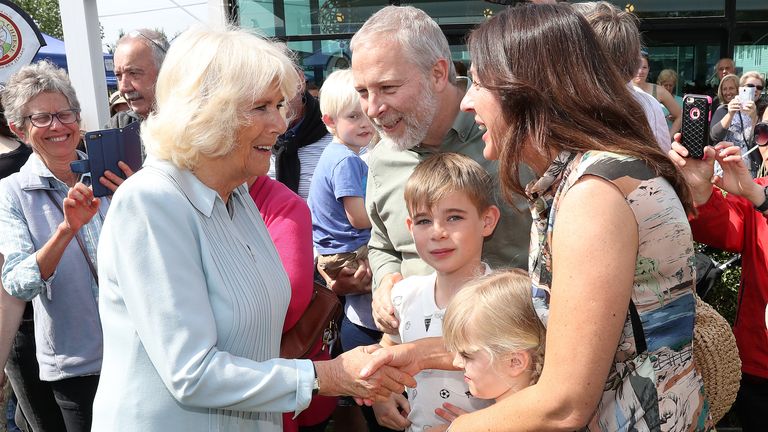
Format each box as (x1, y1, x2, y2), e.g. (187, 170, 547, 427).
(689, 178, 768, 379)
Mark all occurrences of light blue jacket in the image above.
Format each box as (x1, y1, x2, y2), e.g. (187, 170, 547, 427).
(0, 151, 106, 381)
(92, 158, 314, 431)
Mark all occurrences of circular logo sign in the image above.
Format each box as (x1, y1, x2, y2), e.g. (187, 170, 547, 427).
(0, 13, 22, 66)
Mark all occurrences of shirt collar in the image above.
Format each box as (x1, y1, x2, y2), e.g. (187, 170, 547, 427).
(144, 156, 243, 218)
(448, 77, 480, 142)
(409, 96, 480, 155)
(448, 106, 481, 144)
(21, 150, 90, 190)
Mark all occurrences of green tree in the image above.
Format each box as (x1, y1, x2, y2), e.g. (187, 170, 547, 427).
(12, 0, 63, 39)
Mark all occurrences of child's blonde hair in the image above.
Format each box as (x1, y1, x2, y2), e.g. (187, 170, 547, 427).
(319, 69, 361, 133)
(443, 269, 546, 385)
(404, 152, 495, 216)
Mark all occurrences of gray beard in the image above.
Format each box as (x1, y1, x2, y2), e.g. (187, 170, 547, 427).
(375, 81, 439, 152)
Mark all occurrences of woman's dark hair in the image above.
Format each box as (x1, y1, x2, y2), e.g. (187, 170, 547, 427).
(468, 3, 693, 213)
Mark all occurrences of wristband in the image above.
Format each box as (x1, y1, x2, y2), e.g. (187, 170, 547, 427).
(754, 185, 768, 213)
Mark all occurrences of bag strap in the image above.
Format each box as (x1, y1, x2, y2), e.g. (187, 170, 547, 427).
(628, 299, 647, 354)
(43, 189, 99, 285)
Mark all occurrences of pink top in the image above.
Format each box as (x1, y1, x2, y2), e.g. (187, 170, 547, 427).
(250, 176, 313, 332)
(249, 176, 335, 429)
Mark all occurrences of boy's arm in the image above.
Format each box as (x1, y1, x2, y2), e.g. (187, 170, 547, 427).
(343, 196, 372, 229)
(379, 285, 404, 347)
(380, 334, 399, 347)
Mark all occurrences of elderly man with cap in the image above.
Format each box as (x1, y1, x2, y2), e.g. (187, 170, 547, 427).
(101, 29, 169, 190)
(108, 29, 169, 128)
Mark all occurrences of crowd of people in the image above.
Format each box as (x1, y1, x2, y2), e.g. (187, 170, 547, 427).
(0, 1, 766, 432)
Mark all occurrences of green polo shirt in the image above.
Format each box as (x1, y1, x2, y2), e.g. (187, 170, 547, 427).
(366, 107, 533, 290)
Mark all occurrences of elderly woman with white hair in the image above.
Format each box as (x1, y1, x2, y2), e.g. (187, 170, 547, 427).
(0, 61, 112, 432)
(92, 26, 414, 431)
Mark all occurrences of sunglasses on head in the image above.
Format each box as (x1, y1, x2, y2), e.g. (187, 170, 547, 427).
(129, 30, 167, 54)
(755, 122, 768, 147)
(746, 83, 764, 91)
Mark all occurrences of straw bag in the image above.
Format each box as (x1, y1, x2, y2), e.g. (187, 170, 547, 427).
(629, 293, 740, 424)
(280, 282, 342, 359)
(692, 294, 741, 424)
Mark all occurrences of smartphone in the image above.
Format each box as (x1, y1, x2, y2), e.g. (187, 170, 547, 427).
(739, 86, 756, 108)
(680, 94, 712, 159)
(70, 122, 142, 197)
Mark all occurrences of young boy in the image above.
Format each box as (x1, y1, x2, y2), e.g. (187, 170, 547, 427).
(308, 70, 383, 371)
(373, 152, 500, 432)
(308, 69, 374, 282)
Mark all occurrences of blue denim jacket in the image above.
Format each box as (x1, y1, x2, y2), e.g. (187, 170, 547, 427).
(0, 151, 107, 381)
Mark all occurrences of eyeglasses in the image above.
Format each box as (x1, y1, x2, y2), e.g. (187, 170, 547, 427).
(746, 83, 764, 91)
(25, 109, 80, 128)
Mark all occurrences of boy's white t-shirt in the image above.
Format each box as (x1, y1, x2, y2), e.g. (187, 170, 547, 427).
(390, 265, 493, 432)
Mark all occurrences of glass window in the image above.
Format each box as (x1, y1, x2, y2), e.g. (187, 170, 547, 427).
(571, 0, 724, 18)
(238, 0, 279, 37)
(644, 45, 721, 95)
(736, 0, 768, 21)
(238, 0, 389, 37)
(401, 1, 505, 25)
(290, 39, 353, 86)
(310, 0, 385, 36)
(734, 44, 768, 76)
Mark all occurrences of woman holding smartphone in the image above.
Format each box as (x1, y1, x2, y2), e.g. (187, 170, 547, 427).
(710, 71, 765, 177)
(361, 4, 711, 431)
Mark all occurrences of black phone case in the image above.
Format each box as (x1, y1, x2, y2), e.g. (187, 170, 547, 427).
(82, 122, 142, 197)
(680, 94, 712, 159)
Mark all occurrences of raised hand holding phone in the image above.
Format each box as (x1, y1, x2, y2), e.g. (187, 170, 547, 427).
(70, 122, 142, 197)
(739, 86, 756, 108)
(679, 94, 711, 159)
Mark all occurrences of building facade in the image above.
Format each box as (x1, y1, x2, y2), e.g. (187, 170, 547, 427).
(228, 0, 768, 96)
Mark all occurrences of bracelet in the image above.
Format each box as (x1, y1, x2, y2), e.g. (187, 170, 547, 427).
(311, 361, 320, 395)
(754, 185, 768, 213)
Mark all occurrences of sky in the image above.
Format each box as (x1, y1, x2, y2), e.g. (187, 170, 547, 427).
(96, 0, 208, 51)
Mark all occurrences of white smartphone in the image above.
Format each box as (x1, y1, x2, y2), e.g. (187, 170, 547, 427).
(739, 86, 756, 107)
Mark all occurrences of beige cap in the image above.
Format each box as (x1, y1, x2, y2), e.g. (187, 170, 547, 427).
(109, 91, 127, 108)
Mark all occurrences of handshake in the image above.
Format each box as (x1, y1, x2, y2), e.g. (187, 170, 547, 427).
(315, 343, 423, 404)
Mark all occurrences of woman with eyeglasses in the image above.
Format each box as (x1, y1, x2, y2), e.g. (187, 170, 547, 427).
(0, 60, 127, 432)
(711, 71, 765, 177)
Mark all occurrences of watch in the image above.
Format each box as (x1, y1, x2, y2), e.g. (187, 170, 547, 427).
(755, 185, 768, 213)
(311, 362, 320, 396)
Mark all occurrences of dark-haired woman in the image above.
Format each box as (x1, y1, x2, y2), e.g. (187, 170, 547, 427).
(455, 4, 709, 430)
(363, 4, 711, 431)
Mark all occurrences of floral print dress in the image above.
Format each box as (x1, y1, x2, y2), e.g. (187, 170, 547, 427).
(527, 150, 712, 431)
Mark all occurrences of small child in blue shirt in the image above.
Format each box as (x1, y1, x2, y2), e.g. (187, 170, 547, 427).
(308, 68, 374, 284)
(309, 69, 377, 345)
